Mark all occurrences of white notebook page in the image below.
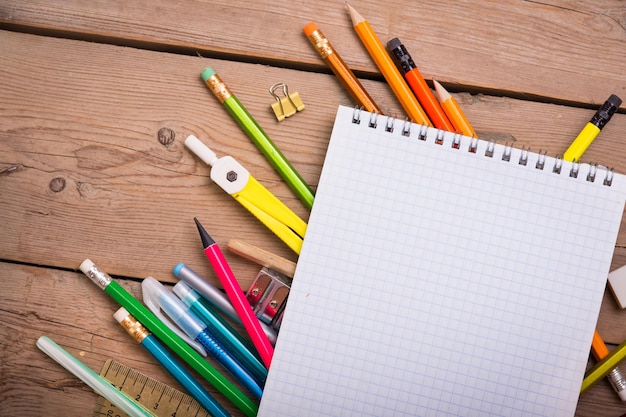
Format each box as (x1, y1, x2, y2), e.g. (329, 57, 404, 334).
(258, 105, 626, 416)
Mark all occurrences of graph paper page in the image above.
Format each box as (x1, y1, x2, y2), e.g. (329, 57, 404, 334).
(258, 105, 626, 417)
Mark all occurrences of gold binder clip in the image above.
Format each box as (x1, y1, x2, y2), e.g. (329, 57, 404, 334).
(269, 82, 305, 121)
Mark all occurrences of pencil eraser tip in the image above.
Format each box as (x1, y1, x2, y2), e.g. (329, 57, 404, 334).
(303, 22, 318, 36)
(619, 388, 626, 402)
(387, 37, 402, 50)
(608, 264, 626, 309)
(200, 67, 216, 82)
(79, 259, 95, 274)
(113, 307, 129, 323)
(173, 262, 185, 276)
(608, 94, 622, 108)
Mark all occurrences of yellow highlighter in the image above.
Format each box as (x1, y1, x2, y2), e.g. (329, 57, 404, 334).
(185, 135, 307, 255)
(563, 94, 621, 162)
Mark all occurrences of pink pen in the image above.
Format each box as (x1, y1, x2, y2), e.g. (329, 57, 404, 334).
(194, 217, 274, 368)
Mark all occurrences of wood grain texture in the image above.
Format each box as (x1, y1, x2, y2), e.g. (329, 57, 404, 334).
(2, 263, 626, 417)
(1, 0, 626, 414)
(0, 0, 624, 107)
(2, 31, 625, 289)
(0, 262, 249, 417)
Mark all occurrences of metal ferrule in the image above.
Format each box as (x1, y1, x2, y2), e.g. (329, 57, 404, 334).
(119, 314, 149, 344)
(607, 367, 626, 393)
(84, 264, 112, 290)
(205, 74, 232, 103)
(308, 30, 334, 59)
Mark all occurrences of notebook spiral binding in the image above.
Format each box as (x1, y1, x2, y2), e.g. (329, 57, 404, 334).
(351, 106, 615, 186)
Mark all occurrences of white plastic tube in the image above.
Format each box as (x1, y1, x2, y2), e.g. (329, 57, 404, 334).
(36, 336, 156, 417)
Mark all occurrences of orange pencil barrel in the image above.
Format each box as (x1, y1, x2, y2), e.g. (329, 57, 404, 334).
(433, 80, 478, 138)
(346, 4, 431, 126)
(592, 329, 611, 360)
(405, 70, 455, 131)
(387, 38, 454, 131)
(304, 22, 382, 114)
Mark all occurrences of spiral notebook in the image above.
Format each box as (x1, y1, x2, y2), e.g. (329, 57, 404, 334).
(258, 105, 626, 417)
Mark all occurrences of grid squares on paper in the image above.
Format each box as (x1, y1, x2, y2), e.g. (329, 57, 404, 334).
(257, 106, 626, 417)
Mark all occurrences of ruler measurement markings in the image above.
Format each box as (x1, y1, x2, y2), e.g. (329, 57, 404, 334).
(93, 359, 211, 417)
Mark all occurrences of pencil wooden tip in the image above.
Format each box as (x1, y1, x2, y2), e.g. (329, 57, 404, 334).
(433, 80, 451, 102)
(346, 3, 364, 25)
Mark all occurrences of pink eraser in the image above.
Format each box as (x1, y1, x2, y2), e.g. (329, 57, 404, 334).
(608, 265, 626, 309)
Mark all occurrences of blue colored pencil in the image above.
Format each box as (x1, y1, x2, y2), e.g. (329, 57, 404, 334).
(114, 308, 231, 417)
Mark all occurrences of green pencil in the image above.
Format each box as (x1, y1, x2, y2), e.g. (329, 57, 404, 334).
(79, 259, 258, 417)
(201, 66, 315, 210)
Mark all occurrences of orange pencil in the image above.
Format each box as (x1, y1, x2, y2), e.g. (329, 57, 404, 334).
(591, 330, 626, 400)
(346, 3, 431, 126)
(387, 38, 455, 132)
(304, 22, 383, 114)
(433, 80, 478, 138)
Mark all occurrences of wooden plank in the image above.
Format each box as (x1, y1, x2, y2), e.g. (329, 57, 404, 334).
(0, 1, 624, 415)
(0, 261, 249, 417)
(0, 0, 624, 107)
(2, 30, 626, 290)
(2, 261, 626, 417)
(577, 383, 626, 417)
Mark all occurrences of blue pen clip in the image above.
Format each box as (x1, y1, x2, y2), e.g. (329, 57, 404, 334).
(141, 277, 208, 357)
(173, 280, 268, 386)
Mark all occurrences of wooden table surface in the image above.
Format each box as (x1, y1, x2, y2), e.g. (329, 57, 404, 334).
(1, 1, 626, 415)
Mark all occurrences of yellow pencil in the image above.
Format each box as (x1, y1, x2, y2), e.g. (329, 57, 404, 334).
(346, 3, 431, 126)
(582, 340, 626, 395)
(590, 330, 626, 400)
(433, 80, 477, 138)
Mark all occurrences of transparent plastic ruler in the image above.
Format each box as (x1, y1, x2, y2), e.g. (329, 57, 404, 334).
(93, 359, 211, 417)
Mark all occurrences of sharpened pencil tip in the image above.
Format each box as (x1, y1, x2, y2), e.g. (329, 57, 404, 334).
(194, 217, 215, 248)
(345, 2, 363, 26)
(432, 80, 451, 102)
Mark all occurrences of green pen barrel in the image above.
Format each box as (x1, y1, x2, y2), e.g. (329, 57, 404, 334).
(222, 95, 315, 210)
(104, 280, 259, 417)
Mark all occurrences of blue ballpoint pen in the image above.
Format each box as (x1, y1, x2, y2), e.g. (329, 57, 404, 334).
(173, 262, 278, 345)
(173, 280, 268, 386)
(141, 277, 263, 400)
(113, 308, 231, 417)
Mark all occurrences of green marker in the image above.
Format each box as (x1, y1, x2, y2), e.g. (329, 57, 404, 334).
(79, 259, 258, 417)
(201, 66, 315, 210)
